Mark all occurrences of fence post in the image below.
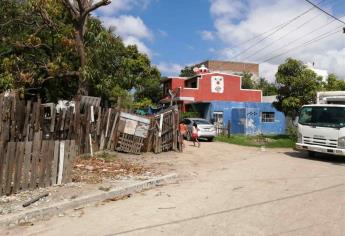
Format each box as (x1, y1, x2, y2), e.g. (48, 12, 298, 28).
(227, 120, 231, 138)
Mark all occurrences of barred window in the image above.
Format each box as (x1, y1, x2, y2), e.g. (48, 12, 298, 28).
(261, 112, 275, 123)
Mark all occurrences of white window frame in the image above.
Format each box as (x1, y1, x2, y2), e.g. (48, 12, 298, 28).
(261, 112, 275, 123)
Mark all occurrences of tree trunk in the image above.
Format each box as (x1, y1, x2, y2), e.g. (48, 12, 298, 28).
(76, 19, 88, 95)
(62, 0, 112, 96)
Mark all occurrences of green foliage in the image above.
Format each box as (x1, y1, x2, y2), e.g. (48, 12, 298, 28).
(274, 58, 323, 118)
(0, 0, 79, 101)
(179, 66, 196, 77)
(0, 1, 162, 105)
(96, 152, 117, 162)
(133, 98, 153, 110)
(215, 135, 295, 148)
(286, 120, 298, 142)
(324, 74, 345, 91)
(256, 78, 278, 96)
(180, 112, 200, 120)
(240, 72, 256, 89)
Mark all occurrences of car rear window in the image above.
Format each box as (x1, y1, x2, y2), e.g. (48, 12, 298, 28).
(193, 119, 211, 125)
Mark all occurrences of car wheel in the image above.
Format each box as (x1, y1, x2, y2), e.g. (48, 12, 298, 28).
(308, 151, 315, 158)
(207, 137, 214, 142)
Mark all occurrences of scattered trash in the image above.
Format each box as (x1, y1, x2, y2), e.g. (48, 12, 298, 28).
(104, 194, 132, 202)
(18, 221, 34, 226)
(22, 192, 49, 208)
(158, 207, 176, 210)
(232, 186, 243, 191)
(72, 157, 151, 184)
(99, 186, 111, 192)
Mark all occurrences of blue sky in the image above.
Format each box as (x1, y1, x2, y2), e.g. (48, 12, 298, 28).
(96, 0, 345, 80)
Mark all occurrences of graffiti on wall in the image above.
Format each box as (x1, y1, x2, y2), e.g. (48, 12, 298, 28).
(211, 76, 224, 93)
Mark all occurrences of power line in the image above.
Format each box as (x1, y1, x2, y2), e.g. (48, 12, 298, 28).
(242, 0, 344, 61)
(262, 25, 342, 62)
(303, 0, 345, 24)
(230, 0, 327, 60)
(241, 12, 323, 61)
(255, 16, 341, 62)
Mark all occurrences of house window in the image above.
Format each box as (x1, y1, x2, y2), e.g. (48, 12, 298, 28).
(213, 112, 223, 126)
(184, 77, 198, 88)
(261, 112, 275, 123)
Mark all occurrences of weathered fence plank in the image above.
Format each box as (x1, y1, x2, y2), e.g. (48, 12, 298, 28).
(22, 141, 33, 191)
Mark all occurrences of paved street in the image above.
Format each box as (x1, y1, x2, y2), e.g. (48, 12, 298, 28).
(2, 141, 345, 236)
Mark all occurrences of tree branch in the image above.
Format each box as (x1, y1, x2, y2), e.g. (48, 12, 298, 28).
(63, 0, 78, 17)
(84, 0, 111, 17)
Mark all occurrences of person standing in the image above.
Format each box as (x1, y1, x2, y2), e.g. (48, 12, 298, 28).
(179, 121, 187, 149)
(192, 123, 200, 148)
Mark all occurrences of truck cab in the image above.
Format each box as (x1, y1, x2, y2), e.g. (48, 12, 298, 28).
(296, 91, 345, 157)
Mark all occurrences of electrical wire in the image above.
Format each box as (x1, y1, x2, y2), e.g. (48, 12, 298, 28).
(262, 25, 343, 62)
(243, 2, 344, 60)
(230, 0, 327, 60)
(255, 16, 342, 62)
(303, 0, 345, 24)
(241, 0, 344, 61)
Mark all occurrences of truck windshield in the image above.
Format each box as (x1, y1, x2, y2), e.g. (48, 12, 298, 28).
(299, 106, 345, 128)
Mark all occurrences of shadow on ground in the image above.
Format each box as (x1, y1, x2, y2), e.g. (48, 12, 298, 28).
(284, 151, 345, 165)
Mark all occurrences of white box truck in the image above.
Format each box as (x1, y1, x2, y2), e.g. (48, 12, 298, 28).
(296, 91, 345, 157)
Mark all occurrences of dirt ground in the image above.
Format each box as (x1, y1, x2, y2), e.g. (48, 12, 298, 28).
(2, 140, 345, 236)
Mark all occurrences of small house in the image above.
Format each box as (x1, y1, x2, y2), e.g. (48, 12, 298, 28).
(160, 65, 285, 135)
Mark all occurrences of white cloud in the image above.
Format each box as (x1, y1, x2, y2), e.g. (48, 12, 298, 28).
(209, 0, 345, 79)
(123, 36, 151, 55)
(97, 0, 152, 16)
(210, 0, 247, 20)
(156, 63, 184, 76)
(208, 47, 216, 53)
(96, 0, 156, 57)
(260, 62, 279, 82)
(157, 29, 168, 37)
(100, 15, 153, 56)
(101, 15, 153, 40)
(199, 30, 215, 41)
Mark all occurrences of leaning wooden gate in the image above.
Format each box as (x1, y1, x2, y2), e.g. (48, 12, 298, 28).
(152, 106, 179, 153)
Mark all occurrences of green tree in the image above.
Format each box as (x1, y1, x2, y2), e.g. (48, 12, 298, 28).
(0, 0, 79, 101)
(239, 72, 255, 89)
(274, 58, 323, 118)
(0, 1, 162, 106)
(324, 74, 345, 91)
(179, 66, 196, 77)
(62, 0, 111, 95)
(256, 78, 277, 96)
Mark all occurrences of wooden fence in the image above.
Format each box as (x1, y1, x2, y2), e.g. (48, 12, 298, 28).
(0, 92, 179, 195)
(0, 92, 180, 155)
(0, 138, 75, 196)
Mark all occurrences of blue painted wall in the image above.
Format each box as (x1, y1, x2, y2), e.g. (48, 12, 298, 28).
(200, 101, 286, 135)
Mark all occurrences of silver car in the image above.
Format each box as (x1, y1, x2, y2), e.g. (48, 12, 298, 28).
(183, 118, 216, 141)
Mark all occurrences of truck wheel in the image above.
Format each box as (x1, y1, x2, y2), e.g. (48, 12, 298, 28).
(308, 151, 315, 158)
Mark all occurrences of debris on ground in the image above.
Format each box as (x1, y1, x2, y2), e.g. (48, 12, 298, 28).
(72, 157, 152, 184)
(22, 192, 49, 207)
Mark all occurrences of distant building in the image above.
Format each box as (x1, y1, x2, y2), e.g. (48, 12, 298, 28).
(193, 60, 259, 81)
(306, 62, 328, 82)
(160, 65, 285, 135)
(262, 95, 277, 103)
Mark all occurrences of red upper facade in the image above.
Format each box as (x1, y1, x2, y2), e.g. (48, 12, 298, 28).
(162, 72, 262, 103)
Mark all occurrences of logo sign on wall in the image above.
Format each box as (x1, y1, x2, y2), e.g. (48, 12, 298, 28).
(211, 76, 224, 93)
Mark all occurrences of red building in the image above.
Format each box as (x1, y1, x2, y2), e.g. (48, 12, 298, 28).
(161, 65, 262, 112)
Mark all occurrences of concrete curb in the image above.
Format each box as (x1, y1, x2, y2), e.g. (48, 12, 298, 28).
(0, 173, 178, 227)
